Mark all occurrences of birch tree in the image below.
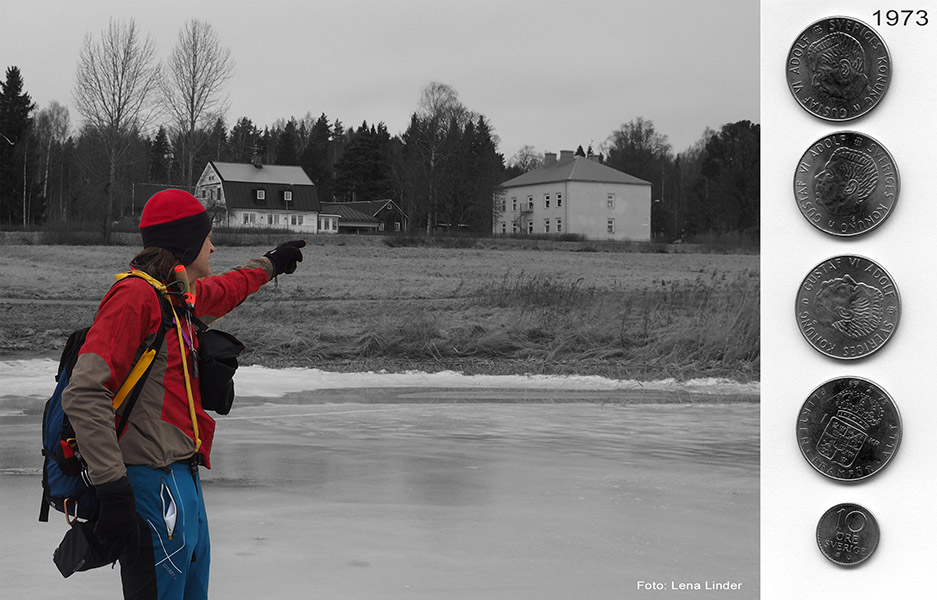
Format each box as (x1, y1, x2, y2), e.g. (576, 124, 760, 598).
(163, 19, 234, 186)
(73, 18, 160, 242)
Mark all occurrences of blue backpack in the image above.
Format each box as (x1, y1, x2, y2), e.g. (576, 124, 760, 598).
(39, 284, 171, 524)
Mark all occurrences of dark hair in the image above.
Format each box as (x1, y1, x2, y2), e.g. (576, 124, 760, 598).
(130, 247, 181, 283)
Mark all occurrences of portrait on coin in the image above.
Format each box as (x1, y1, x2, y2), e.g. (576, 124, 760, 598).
(813, 147, 878, 216)
(813, 274, 885, 340)
(808, 32, 870, 102)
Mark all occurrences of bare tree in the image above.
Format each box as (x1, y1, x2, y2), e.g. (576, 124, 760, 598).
(508, 145, 543, 173)
(412, 81, 471, 233)
(34, 101, 71, 221)
(74, 18, 160, 242)
(163, 19, 234, 186)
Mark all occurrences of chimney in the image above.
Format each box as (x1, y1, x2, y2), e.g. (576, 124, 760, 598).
(251, 154, 263, 169)
(543, 152, 557, 166)
(559, 150, 574, 161)
(587, 153, 601, 162)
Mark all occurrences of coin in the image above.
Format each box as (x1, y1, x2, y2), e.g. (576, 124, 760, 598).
(786, 16, 891, 121)
(797, 377, 901, 481)
(816, 503, 880, 566)
(794, 132, 899, 237)
(795, 255, 900, 359)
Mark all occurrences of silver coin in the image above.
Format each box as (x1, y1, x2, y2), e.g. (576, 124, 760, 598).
(816, 503, 880, 566)
(794, 132, 899, 237)
(786, 16, 891, 121)
(795, 255, 900, 359)
(797, 376, 901, 481)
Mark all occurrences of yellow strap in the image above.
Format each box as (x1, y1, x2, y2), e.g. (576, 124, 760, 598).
(112, 348, 157, 411)
(169, 303, 201, 453)
(114, 269, 169, 294)
(113, 270, 200, 453)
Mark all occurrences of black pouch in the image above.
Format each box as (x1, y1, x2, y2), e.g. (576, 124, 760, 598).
(53, 521, 122, 578)
(197, 329, 245, 415)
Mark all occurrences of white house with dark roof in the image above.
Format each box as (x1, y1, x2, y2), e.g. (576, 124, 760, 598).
(194, 160, 320, 233)
(495, 150, 651, 241)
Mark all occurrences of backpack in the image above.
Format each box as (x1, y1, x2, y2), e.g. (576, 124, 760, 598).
(39, 279, 172, 524)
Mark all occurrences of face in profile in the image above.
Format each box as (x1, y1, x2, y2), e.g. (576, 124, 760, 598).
(814, 147, 878, 216)
(807, 32, 870, 102)
(813, 274, 884, 340)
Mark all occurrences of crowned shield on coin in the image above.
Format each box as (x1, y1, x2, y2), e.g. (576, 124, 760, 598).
(797, 377, 901, 481)
(795, 255, 900, 359)
(786, 17, 891, 121)
(794, 132, 898, 236)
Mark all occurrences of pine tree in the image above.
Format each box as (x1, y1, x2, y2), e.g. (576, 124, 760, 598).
(0, 66, 36, 224)
(229, 117, 258, 163)
(275, 118, 300, 165)
(149, 126, 171, 183)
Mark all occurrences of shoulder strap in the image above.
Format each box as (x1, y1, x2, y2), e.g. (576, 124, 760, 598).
(110, 272, 175, 439)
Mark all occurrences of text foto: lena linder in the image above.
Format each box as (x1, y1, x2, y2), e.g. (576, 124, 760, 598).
(637, 580, 743, 592)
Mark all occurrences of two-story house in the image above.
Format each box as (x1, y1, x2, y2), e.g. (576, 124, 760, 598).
(194, 160, 320, 233)
(494, 150, 651, 241)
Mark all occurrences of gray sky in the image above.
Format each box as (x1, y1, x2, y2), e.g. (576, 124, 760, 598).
(2, 0, 758, 159)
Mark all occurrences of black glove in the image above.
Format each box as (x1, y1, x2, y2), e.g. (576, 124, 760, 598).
(264, 240, 306, 276)
(93, 476, 137, 545)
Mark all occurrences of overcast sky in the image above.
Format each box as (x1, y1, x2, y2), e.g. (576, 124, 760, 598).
(2, 0, 758, 160)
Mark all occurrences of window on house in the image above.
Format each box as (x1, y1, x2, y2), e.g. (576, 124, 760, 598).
(607, 193, 615, 209)
(527, 221, 534, 234)
(512, 223, 518, 234)
(544, 194, 551, 209)
(291, 215, 297, 226)
(511, 197, 517, 211)
(394, 222, 401, 232)
(557, 193, 563, 207)
(379, 223, 385, 231)
(556, 218, 563, 233)
(267, 214, 273, 224)
(243, 213, 249, 225)
(544, 219, 550, 233)
(298, 215, 303, 226)
(284, 190, 293, 202)
(256, 190, 265, 200)
(527, 196, 534, 210)
(500, 222, 507, 234)
(607, 219, 615, 234)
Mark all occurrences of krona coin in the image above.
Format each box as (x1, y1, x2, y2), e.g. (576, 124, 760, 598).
(816, 503, 880, 566)
(795, 255, 900, 359)
(786, 16, 891, 121)
(796, 377, 901, 481)
(794, 132, 899, 237)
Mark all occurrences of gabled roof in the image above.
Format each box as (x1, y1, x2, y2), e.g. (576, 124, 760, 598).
(501, 156, 651, 188)
(319, 202, 379, 223)
(211, 161, 314, 186)
(209, 161, 319, 212)
(340, 199, 407, 218)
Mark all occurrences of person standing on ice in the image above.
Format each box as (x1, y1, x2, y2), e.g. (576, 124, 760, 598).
(62, 189, 305, 599)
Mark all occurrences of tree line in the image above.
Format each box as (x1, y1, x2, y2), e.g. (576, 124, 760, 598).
(0, 18, 758, 243)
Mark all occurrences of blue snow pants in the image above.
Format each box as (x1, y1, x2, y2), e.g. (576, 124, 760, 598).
(119, 462, 210, 599)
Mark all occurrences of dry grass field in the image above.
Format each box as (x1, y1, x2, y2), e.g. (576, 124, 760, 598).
(0, 239, 759, 381)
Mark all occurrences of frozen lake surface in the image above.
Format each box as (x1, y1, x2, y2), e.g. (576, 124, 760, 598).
(0, 361, 758, 599)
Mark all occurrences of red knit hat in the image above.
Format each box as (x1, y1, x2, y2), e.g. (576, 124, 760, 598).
(139, 189, 212, 266)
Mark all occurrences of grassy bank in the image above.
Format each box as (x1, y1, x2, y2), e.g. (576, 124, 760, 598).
(0, 240, 759, 381)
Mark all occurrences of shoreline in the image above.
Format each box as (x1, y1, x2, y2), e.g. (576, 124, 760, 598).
(0, 357, 759, 404)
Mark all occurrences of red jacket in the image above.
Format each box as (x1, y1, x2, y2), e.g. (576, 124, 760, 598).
(62, 257, 273, 485)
